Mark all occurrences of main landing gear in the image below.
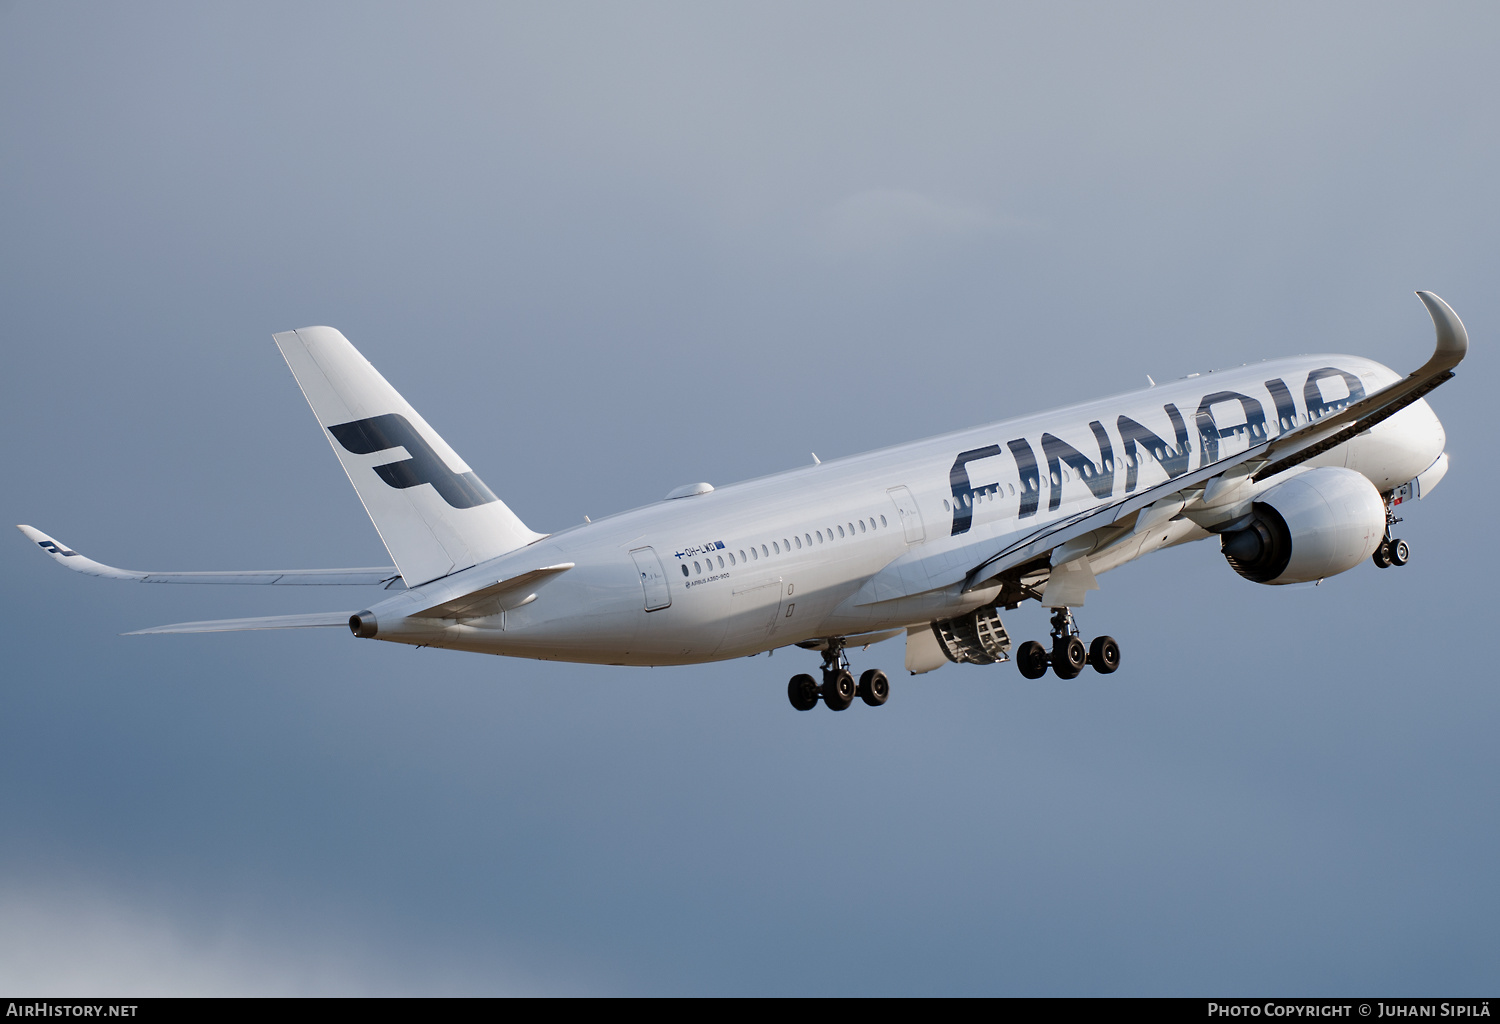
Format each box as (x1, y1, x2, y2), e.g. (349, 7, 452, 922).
(787, 638, 890, 712)
(1014, 607, 1120, 680)
(1372, 507, 1411, 569)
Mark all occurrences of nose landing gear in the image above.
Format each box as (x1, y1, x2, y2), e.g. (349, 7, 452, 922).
(1372, 507, 1411, 569)
(786, 638, 891, 711)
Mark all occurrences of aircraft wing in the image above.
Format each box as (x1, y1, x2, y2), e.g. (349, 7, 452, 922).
(857, 291, 1468, 605)
(17, 525, 404, 588)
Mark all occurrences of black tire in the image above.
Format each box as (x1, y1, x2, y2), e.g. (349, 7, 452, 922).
(858, 668, 890, 707)
(1052, 636, 1086, 679)
(1016, 640, 1049, 679)
(1372, 541, 1392, 568)
(787, 674, 819, 711)
(822, 669, 855, 711)
(1089, 635, 1121, 674)
(1390, 538, 1410, 566)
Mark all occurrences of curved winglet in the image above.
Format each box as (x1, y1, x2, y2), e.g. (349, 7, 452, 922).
(1247, 290, 1469, 483)
(19, 524, 137, 580)
(1416, 291, 1468, 376)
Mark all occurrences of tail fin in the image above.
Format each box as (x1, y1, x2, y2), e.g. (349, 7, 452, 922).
(274, 327, 543, 587)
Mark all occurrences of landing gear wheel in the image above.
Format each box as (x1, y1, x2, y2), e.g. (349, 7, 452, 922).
(1016, 640, 1049, 679)
(1372, 541, 1392, 568)
(822, 669, 855, 711)
(857, 669, 890, 707)
(1052, 636, 1086, 679)
(1390, 538, 1410, 566)
(787, 674, 819, 711)
(1089, 635, 1121, 674)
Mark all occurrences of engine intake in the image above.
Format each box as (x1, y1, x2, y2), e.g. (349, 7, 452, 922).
(1220, 467, 1385, 585)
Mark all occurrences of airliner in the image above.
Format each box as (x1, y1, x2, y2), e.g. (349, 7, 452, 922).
(21, 292, 1464, 711)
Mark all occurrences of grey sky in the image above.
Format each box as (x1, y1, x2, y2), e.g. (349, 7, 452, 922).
(2, 2, 1497, 994)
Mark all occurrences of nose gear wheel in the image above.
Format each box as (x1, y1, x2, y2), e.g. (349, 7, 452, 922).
(1374, 502, 1412, 569)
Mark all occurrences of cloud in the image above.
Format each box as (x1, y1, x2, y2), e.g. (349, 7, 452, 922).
(0, 882, 557, 996)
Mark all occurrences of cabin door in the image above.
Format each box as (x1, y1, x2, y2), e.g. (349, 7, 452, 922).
(630, 546, 672, 611)
(887, 485, 926, 544)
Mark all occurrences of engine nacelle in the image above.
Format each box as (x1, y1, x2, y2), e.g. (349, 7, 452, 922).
(1220, 467, 1386, 584)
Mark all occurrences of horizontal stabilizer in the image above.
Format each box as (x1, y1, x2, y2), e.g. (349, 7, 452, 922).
(414, 563, 574, 619)
(125, 611, 357, 635)
(17, 526, 402, 587)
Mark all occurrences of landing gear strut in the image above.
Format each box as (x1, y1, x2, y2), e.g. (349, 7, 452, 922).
(786, 638, 890, 711)
(1049, 608, 1087, 680)
(1372, 505, 1411, 569)
(1016, 608, 1120, 679)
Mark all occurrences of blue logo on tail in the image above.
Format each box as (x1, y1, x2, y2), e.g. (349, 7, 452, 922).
(328, 414, 498, 510)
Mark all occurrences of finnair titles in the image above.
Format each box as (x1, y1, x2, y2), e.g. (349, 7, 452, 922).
(22, 292, 1464, 712)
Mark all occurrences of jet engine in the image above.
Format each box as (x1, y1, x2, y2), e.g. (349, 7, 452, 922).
(1220, 467, 1386, 584)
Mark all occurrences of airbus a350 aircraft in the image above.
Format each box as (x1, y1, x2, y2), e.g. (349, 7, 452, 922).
(22, 292, 1464, 711)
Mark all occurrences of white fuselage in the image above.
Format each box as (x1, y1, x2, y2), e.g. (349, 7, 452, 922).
(358, 354, 1446, 665)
